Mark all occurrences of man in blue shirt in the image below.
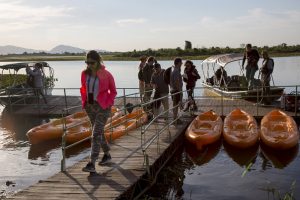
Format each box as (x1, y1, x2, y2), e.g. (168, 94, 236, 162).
(170, 58, 183, 124)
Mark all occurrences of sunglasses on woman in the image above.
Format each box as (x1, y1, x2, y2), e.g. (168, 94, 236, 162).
(85, 61, 96, 65)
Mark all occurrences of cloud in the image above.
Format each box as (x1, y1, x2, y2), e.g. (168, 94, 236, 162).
(115, 18, 146, 27)
(195, 8, 300, 46)
(0, 0, 73, 31)
(199, 8, 300, 31)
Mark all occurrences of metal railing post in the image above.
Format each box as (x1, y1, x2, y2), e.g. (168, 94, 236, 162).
(61, 110, 67, 172)
(64, 88, 68, 113)
(256, 87, 259, 116)
(295, 86, 298, 116)
(221, 89, 224, 117)
(145, 153, 150, 175)
(123, 88, 127, 115)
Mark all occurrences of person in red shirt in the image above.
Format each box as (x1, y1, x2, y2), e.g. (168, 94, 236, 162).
(81, 50, 117, 173)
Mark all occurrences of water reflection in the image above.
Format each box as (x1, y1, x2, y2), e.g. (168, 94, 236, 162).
(28, 140, 90, 160)
(260, 143, 299, 169)
(223, 141, 259, 167)
(0, 108, 49, 143)
(143, 146, 192, 199)
(185, 140, 222, 166)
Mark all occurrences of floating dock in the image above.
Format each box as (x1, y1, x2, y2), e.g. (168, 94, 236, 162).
(6, 96, 299, 199)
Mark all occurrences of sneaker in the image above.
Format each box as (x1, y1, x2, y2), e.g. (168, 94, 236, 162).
(82, 162, 96, 173)
(99, 153, 112, 165)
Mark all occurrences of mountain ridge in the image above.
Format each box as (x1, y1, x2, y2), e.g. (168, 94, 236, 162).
(0, 45, 107, 55)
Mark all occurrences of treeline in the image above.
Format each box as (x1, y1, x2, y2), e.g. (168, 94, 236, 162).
(115, 44, 300, 58)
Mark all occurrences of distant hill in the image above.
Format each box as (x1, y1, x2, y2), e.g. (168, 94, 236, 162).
(0, 45, 43, 55)
(49, 45, 86, 54)
(0, 44, 108, 55)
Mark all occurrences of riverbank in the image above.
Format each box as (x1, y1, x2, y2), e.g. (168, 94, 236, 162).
(1, 52, 300, 62)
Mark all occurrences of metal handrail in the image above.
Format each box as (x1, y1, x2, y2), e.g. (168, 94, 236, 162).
(140, 90, 193, 173)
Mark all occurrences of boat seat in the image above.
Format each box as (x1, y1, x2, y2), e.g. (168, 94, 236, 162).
(229, 115, 248, 121)
(197, 115, 218, 121)
(269, 115, 287, 122)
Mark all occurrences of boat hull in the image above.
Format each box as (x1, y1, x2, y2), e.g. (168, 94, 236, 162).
(202, 82, 284, 102)
(65, 109, 147, 144)
(223, 108, 259, 148)
(185, 110, 223, 150)
(260, 110, 299, 149)
(26, 107, 121, 144)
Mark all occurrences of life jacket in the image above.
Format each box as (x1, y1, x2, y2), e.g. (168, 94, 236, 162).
(261, 58, 274, 75)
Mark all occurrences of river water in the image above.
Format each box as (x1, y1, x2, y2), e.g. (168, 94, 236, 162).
(0, 57, 300, 198)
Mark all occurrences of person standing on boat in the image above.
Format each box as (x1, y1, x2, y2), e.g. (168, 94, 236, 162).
(151, 63, 169, 120)
(81, 50, 117, 173)
(182, 60, 200, 111)
(260, 50, 274, 105)
(170, 57, 183, 125)
(26, 63, 47, 104)
(142, 56, 155, 103)
(242, 44, 260, 90)
(138, 55, 147, 102)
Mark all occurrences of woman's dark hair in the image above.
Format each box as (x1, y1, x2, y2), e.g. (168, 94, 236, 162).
(84, 50, 103, 75)
(185, 60, 193, 66)
(147, 56, 155, 63)
(184, 60, 196, 72)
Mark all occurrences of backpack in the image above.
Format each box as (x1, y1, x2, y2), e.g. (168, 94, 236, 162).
(268, 58, 274, 74)
(27, 74, 34, 87)
(163, 67, 172, 84)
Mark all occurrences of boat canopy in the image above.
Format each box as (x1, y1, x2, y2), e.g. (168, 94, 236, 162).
(0, 62, 50, 71)
(202, 53, 244, 67)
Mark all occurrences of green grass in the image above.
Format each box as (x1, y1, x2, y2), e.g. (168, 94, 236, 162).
(1, 52, 300, 62)
(0, 74, 27, 89)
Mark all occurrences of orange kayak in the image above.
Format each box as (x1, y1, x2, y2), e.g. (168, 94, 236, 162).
(105, 109, 148, 142)
(27, 106, 121, 144)
(260, 109, 299, 149)
(223, 108, 259, 148)
(65, 109, 148, 144)
(185, 110, 223, 150)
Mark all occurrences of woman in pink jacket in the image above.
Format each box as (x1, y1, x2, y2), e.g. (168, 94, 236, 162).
(81, 50, 117, 173)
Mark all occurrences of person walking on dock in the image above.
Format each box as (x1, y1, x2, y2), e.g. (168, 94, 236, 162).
(170, 57, 183, 125)
(81, 50, 117, 173)
(182, 60, 200, 111)
(242, 44, 260, 90)
(142, 56, 155, 103)
(26, 63, 47, 104)
(151, 63, 169, 120)
(138, 55, 147, 102)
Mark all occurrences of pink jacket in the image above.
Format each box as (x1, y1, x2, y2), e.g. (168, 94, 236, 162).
(80, 66, 117, 109)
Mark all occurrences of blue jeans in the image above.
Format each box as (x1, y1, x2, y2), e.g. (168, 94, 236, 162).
(246, 65, 257, 89)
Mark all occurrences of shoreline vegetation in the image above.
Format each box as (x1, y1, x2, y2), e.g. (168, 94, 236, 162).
(1, 44, 300, 62)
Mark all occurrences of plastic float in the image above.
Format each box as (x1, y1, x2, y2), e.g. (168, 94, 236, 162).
(185, 110, 223, 150)
(65, 108, 148, 144)
(260, 109, 299, 149)
(27, 106, 121, 144)
(223, 108, 259, 148)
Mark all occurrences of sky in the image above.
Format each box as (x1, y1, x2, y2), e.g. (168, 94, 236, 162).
(0, 0, 300, 52)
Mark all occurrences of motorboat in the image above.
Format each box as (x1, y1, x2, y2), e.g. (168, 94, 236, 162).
(200, 53, 284, 102)
(0, 62, 56, 106)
